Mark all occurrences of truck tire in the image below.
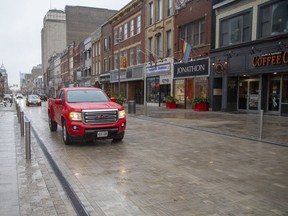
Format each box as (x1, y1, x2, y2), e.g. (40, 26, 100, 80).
(113, 132, 125, 142)
(49, 114, 57, 132)
(62, 120, 72, 145)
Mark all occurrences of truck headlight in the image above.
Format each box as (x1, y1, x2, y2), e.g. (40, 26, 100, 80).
(69, 112, 82, 121)
(118, 110, 126, 119)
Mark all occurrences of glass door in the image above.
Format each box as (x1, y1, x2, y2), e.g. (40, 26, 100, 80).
(268, 79, 281, 112)
(238, 81, 248, 109)
(238, 78, 260, 111)
(248, 81, 259, 110)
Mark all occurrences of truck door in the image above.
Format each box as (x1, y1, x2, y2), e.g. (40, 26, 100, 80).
(54, 90, 64, 125)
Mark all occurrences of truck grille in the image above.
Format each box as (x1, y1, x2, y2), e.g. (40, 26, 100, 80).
(83, 109, 118, 124)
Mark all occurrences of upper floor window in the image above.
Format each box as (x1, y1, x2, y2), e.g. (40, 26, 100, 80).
(124, 23, 128, 40)
(259, 1, 288, 38)
(119, 26, 123, 40)
(167, 0, 172, 17)
(104, 58, 108, 72)
(130, 48, 134, 66)
(156, 34, 162, 58)
(220, 11, 251, 47)
(193, 19, 205, 46)
(137, 16, 141, 34)
(157, 0, 163, 21)
(136, 46, 141, 65)
(149, 2, 154, 25)
(130, 19, 134, 36)
(166, 30, 172, 57)
(104, 38, 108, 51)
(114, 29, 118, 44)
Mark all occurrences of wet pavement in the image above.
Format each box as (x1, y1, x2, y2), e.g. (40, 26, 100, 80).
(1, 102, 288, 216)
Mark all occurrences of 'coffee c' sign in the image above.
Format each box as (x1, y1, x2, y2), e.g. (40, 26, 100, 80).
(252, 51, 288, 67)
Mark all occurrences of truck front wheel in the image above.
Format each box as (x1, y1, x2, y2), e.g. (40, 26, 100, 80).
(62, 120, 72, 145)
(113, 132, 125, 142)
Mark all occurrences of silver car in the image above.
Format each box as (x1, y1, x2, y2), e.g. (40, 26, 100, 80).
(26, 94, 41, 106)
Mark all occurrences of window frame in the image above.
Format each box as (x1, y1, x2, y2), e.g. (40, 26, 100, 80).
(219, 9, 252, 47)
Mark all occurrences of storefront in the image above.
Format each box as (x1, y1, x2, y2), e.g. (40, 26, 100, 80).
(110, 65, 145, 103)
(173, 58, 210, 108)
(210, 38, 288, 116)
(146, 63, 172, 104)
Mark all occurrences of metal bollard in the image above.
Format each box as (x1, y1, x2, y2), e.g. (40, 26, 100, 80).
(25, 121, 31, 160)
(259, 109, 263, 140)
(128, 100, 136, 114)
(20, 111, 24, 136)
(16, 103, 19, 119)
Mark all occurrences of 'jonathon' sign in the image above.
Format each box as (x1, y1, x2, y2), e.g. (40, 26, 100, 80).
(174, 58, 209, 78)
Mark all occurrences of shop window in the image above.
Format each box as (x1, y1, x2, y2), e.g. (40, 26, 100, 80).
(259, 1, 288, 38)
(194, 78, 208, 98)
(147, 77, 160, 102)
(174, 79, 185, 104)
(220, 10, 251, 47)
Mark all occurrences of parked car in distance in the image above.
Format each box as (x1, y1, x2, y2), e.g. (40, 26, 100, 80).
(26, 94, 41, 106)
(38, 93, 47, 101)
(16, 93, 24, 99)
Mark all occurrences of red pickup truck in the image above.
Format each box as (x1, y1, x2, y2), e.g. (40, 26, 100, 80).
(48, 87, 126, 145)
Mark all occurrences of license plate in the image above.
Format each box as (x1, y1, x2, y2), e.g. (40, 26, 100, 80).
(97, 131, 108, 137)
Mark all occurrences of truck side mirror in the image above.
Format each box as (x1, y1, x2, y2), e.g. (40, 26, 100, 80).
(55, 98, 63, 105)
(110, 97, 116, 102)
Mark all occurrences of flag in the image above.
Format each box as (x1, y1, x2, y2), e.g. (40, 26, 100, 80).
(149, 53, 156, 67)
(182, 40, 191, 64)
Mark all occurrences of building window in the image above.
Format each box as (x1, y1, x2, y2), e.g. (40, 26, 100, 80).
(157, 0, 162, 21)
(193, 19, 205, 46)
(108, 57, 112, 71)
(130, 48, 134, 66)
(137, 16, 141, 33)
(220, 10, 251, 47)
(149, 2, 154, 25)
(108, 36, 111, 50)
(104, 38, 108, 51)
(104, 58, 108, 72)
(167, 0, 172, 17)
(166, 30, 172, 57)
(259, 1, 288, 38)
(130, 19, 134, 36)
(148, 37, 153, 57)
(98, 42, 101, 55)
(114, 55, 118, 70)
(114, 29, 118, 44)
(180, 23, 192, 46)
(136, 46, 141, 65)
(156, 34, 162, 58)
(119, 26, 123, 40)
(124, 23, 128, 40)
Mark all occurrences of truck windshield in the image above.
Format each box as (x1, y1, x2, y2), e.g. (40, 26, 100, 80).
(67, 90, 109, 103)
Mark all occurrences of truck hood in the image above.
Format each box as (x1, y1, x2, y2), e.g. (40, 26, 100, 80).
(67, 102, 123, 111)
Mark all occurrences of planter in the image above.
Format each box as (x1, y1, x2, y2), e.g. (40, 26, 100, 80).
(166, 101, 176, 109)
(193, 102, 208, 111)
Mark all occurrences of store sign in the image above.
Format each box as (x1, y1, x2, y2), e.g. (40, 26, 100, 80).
(146, 64, 170, 76)
(252, 51, 288, 67)
(160, 75, 171, 84)
(174, 59, 209, 78)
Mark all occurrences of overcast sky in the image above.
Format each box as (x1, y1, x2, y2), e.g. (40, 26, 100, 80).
(0, 0, 130, 86)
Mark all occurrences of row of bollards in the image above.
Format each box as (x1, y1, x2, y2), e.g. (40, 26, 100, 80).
(16, 102, 31, 160)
